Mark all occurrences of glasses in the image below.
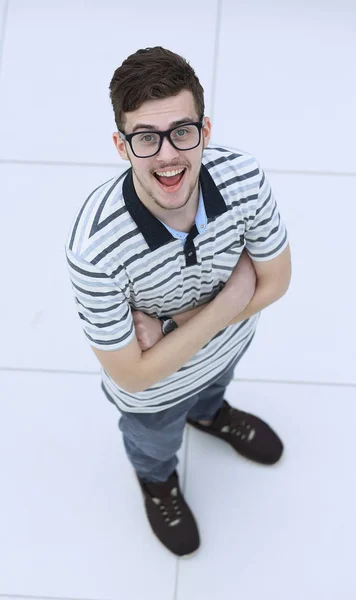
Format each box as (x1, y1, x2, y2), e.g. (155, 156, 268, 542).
(118, 119, 205, 158)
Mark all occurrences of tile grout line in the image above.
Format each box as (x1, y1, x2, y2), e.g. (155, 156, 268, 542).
(0, 158, 126, 169)
(0, 365, 355, 389)
(1, 157, 356, 177)
(235, 377, 356, 389)
(207, 0, 223, 126)
(173, 425, 192, 600)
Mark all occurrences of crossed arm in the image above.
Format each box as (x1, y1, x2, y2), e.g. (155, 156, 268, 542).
(172, 245, 292, 327)
(96, 245, 292, 391)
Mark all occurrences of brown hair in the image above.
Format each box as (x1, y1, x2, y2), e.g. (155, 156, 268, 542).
(109, 46, 205, 131)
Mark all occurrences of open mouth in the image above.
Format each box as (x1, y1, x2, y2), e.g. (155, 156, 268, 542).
(153, 168, 186, 192)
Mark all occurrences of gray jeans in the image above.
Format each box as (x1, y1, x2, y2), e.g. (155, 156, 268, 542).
(102, 336, 254, 483)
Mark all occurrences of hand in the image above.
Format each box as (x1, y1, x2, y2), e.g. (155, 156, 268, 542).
(218, 249, 257, 314)
(132, 310, 163, 351)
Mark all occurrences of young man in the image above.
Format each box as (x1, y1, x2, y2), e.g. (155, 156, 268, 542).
(65, 46, 291, 558)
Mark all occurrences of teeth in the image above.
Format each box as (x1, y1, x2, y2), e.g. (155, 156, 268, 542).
(155, 168, 185, 177)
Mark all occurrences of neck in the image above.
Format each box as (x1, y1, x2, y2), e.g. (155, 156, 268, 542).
(160, 188, 200, 232)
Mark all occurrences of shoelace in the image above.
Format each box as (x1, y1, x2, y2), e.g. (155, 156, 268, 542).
(152, 487, 183, 527)
(220, 407, 256, 442)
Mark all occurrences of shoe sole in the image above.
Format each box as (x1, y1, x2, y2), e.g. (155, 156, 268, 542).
(154, 532, 200, 559)
(180, 548, 200, 559)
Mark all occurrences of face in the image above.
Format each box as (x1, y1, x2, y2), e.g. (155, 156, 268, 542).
(112, 89, 211, 215)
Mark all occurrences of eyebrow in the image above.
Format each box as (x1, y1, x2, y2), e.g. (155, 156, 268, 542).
(131, 117, 196, 134)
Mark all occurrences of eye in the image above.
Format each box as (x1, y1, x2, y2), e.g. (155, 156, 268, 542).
(140, 134, 155, 143)
(176, 128, 188, 137)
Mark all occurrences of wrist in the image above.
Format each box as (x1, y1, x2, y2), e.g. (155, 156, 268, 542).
(158, 316, 179, 336)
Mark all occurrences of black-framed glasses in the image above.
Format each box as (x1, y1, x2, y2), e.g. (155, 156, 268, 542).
(118, 119, 205, 158)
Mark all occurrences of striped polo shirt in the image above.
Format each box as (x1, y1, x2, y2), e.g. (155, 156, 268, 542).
(65, 146, 288, 413)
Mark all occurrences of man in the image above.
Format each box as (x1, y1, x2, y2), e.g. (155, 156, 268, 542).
(65, 46, 291, 558)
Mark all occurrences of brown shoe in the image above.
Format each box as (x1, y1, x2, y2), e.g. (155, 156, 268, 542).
(137, 470, 200, 557)
(187, 399, 283, 465)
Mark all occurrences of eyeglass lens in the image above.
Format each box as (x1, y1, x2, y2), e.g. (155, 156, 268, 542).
(132, 124, 200, 157)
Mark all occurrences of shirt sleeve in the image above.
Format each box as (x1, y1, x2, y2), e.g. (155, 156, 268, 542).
(244, 161, 289, 261)
(65, 245, 135, 351)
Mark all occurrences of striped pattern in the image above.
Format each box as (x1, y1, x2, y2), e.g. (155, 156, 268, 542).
(65, 146, 288, 413)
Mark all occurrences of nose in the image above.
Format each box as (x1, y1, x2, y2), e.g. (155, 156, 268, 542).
(157, 134, 180, 161)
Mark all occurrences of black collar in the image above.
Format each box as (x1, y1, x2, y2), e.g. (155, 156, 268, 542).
(122, 163, 228, 250)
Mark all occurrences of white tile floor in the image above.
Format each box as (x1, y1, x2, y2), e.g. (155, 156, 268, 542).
(1, 1, 355, 599)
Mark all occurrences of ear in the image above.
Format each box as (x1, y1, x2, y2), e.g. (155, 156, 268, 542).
(201, 116, 212, 149)
(112, 132, 130, 161)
